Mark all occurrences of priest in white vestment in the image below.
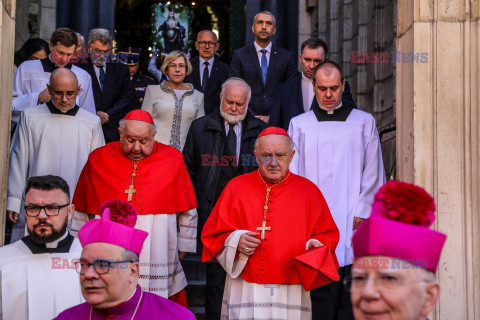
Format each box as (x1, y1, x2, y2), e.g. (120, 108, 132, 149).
(288, 60, 386, 319)
(0, 175, 84, 320)
(7, 68, 104, 242)
(202, 127, 340, 320)
(12, 27, 95, 126)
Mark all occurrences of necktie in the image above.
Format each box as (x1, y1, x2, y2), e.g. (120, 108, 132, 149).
(99, 65, 106, 90)
(202, 61, 209, 92)
(260, 49, 268, 85)
(224, 123, 237, 160)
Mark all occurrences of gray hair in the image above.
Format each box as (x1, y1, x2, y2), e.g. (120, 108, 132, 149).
(221, 77, 252, 102)
(119, 119, 157, 135)
(76, 33, 85, 47)
(123, 248, 139, 263)
(253, 11, 276, 27)
(254, 134, 295, 151)
(160, 50, 192, 76)
(417, 267, 437, 283)
(88, 28, 112, 46)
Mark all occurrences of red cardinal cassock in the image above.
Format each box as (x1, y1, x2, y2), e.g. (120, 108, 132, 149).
(73, 141, 196, 215)
(201, 170, 340, 287)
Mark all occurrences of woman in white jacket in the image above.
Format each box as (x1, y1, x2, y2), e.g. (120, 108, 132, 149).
(142, 50, 204, 151)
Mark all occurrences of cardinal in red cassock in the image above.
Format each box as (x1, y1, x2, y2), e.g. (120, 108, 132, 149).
(201, 127, 340, 320)
(72, 110, 197, 307)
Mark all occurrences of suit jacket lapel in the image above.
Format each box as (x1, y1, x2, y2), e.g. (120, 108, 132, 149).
(192, 57, 201, 89)
(248, 45, 264, 87)
(265, 45, 278, 87)
(86, 63, 102, 93)
(205, 56, 220, 92)
(294, 77, 304, 114)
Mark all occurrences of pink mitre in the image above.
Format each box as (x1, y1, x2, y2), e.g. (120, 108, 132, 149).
(257, 126, 289, 138)
(78, 200, 148, 256)
(352, 181, 447, 272)
(124, 109, 154, 124)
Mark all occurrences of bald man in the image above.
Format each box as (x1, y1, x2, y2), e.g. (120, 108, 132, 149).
(7, 68, 104, 243)
(185, 30, 229, 114)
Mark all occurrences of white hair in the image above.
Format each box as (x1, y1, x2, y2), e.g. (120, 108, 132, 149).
(221, 77, 252, 102)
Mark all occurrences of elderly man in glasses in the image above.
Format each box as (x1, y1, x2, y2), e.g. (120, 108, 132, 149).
(55, 200, 195, 320)
(349, 181, 446, 320)
(0, 175, 84, 320)
(7, 67, 104, 243)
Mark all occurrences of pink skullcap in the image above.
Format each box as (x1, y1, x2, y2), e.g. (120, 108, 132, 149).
(257, 127, 289, 139)
(352, 181, 446, 272)
(124, 109, 154, 124)
(78, 200, 148, 256)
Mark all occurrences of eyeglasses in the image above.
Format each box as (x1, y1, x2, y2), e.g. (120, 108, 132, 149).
(344, 274, 427, 292)
(74, 259, 135, 275)
(52, 91, 77, 99)
(197, 41, 217, 47)
(92, 49, 111, 56)
(24, 204, 70, 217)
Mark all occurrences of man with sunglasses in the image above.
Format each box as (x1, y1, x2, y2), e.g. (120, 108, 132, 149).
(76, 28, 131, 142)
(0, 175, 84, 320)
(55, 200, 195, 319)
(7, 68, 104, 242)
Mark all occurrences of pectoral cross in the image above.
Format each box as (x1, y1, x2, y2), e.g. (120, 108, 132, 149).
(257, 220, 271, 240)
(125, 184, 136, 201)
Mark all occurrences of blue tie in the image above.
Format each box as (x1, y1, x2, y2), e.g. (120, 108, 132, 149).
(202, 61, 209, 92)
(260, 49, 268, 85)
(99, 65, 106, 90)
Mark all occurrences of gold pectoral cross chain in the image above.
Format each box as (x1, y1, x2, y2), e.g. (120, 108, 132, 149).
(257, 171, 290, 240)
(125, 161, 139, 201)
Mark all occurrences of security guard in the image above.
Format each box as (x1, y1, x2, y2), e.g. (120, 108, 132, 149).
(118, 48, 155, 111)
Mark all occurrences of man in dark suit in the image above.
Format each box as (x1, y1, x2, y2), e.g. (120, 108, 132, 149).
(230, 11, 298, 122)
(76, 28, 131, 142)
(184, 30, 229, 115)
(183, 78, 267, 320)
(270, 38, 357, 130)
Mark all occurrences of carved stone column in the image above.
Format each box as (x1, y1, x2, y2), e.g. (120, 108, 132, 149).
(396, 0, 480, 318)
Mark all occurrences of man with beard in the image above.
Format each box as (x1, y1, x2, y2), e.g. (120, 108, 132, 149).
(76, 28, 131, 142)
(0, 175, 84, 320)
(230, 11, 298, 121)
(7, 68, 104, 242)
(183, 77, 267, 319)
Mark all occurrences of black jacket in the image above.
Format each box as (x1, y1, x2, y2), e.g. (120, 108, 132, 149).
(76, 60, 131, 142)
(270, 76, 358, 130)
(183, 109, 268, 231)
(229, 44, 299, 116)
(184, 55, 230, 114)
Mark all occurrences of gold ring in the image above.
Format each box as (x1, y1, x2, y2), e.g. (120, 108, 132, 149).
(245, 247, 250, 253)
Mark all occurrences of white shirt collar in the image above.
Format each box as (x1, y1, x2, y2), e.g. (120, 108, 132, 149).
(45, 231, 68, 248)
(319, 101, 343, 114)
(301, 72, 312, 83)
(254, 41, 272, 53)
(200, 56, 215, 66)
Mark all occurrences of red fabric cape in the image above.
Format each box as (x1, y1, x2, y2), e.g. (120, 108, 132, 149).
(201, 171, 339, 285)
(73, 141, 196, 215)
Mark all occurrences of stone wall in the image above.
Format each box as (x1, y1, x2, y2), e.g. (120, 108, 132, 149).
(299, 0, 397, 177)
(14, 0, 56, 50)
